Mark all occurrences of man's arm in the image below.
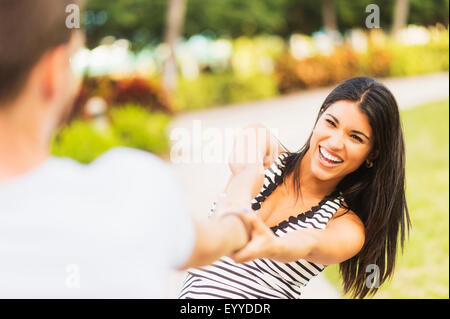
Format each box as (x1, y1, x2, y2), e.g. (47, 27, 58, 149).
(178, 214, 248, 270)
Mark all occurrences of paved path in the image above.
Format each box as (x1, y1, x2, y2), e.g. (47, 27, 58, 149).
(165, 72, 449, 298)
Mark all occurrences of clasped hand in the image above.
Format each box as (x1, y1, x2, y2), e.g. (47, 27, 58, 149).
(212, 191, 278, 264)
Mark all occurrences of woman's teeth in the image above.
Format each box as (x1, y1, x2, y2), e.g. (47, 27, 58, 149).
(319, 146, 343, 164)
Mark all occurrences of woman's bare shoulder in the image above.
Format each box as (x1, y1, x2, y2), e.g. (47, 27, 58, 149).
(330, 201, 364, 227)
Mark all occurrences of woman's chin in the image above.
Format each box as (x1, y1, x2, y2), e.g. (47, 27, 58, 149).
(312, 159, 347, 181)
(311, 165, 335, 181)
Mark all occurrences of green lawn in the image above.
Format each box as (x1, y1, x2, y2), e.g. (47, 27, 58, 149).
(323, 99, 449, 299)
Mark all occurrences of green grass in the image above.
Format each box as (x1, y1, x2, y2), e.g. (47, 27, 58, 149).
(323, 99, 449, 298)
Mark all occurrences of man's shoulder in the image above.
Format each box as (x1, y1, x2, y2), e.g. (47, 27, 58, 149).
(88, 147, 177, 190)
(91, 147, 170, 175)
(93, 147, 165, 167)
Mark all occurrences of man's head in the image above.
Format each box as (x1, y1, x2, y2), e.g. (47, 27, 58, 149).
(0, 0, 83, 131)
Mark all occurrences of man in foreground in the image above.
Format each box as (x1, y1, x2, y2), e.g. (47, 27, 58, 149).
(0, 0, 257, 298)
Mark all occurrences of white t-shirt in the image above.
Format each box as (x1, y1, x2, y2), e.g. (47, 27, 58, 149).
(0, 147, 195, 298)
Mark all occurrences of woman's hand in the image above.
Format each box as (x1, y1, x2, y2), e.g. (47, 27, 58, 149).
(212, 164, 265, 218)
(230, 212, 279, 263)
(228, 123, 285, 176)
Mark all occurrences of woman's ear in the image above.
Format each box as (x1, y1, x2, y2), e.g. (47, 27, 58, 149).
(368, 149, 379, 161)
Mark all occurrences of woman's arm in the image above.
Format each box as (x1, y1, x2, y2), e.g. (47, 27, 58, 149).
(232, 210, 365, 265)
(180, 124, 289, 270)
(178, 167, 262, 270)
(210, 123, 288, 216)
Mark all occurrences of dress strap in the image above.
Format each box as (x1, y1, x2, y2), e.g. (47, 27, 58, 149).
(251, 152, 290, 210)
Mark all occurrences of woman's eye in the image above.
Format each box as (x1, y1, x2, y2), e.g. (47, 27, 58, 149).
(326, 119, 336, 127)
(325, 119, 363, 142)
(351, 135, 363, 142)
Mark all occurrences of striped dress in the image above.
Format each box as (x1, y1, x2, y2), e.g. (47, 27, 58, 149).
(178, 152, 345, 299)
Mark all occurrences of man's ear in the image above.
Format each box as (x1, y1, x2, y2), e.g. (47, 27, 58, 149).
(39, 45, 67, 102)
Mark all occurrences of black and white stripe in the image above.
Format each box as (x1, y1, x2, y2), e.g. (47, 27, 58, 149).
(179, 152, 344, 299)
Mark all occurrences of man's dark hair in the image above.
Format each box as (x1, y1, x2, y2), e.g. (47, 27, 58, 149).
(0, 0, 79, 104)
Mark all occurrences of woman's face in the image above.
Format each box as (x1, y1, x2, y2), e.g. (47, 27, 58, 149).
(308, 100, 376, 182)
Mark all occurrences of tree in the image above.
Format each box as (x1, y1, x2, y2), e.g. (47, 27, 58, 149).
(162, 0, 186, 94)
(391, 0, 410, 35)
(321, 0, 338, 32)
(82, 0, 448, 48)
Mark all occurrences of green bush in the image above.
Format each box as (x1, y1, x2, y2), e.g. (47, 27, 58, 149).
(51, 104, 172, 163)
(274, 46, 359, 89)
(109, 104, 171, 154)
(226, 73, 279, 104)
(274, 27, 449, 93)
(174, 73, 226, 111)
(389, 41, 449, 76)
(357, 47, 393, 77)
(110, 78, 173, 114)
(70, 76, 172, 121)
(174, 72, 279, 111)
(231, 35, 285, 77)
(51, 121, 121, 164)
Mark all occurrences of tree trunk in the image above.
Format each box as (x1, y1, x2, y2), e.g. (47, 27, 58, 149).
(163, 0, 186, 94)
(391, 0, 410, 36)
(321, 0, 337, 32)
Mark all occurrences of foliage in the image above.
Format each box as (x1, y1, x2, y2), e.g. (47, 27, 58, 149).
(273, 27, 448, 92)
(51, 121, 121, 164)
(273, 52, 305, 93)
(52, 105, 172, 163)
(69, 76, 172, 121)
(83, 0, 449, 49)
(173, 72, 279, 111)
(184, 0, 291, 39)
(357, 47, 393, 77)
(111, 78, 172, 114)
(231, 35, 286, 76)
(275, 45, 359, 89)
(389, 29, 449, 76)
(108, 104, 171, 154)
(83, 0, 167, 50)
(72, 26, 448, 112)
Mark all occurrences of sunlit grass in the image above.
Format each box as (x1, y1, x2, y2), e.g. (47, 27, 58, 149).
(323, 99, 449, 299)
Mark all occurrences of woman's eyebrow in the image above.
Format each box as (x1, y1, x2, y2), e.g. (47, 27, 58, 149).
(325, 113, 371, 141)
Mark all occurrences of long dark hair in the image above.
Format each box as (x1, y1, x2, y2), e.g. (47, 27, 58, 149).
(281, 77, 411, 298)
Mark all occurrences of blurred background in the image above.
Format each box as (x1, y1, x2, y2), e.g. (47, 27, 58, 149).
(55, 0, 449, 298)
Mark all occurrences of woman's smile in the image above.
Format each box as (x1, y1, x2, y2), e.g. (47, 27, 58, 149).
(317, 145, 344, 168)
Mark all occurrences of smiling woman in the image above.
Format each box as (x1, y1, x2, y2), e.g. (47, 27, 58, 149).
(179, 77, 411, 299)
(280, 77, 410, 298)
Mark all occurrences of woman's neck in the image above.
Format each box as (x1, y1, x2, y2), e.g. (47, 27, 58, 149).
(296, 149, 340, 201)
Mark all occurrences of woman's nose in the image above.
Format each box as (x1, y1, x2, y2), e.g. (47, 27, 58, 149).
(328, 133, 344, 150)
